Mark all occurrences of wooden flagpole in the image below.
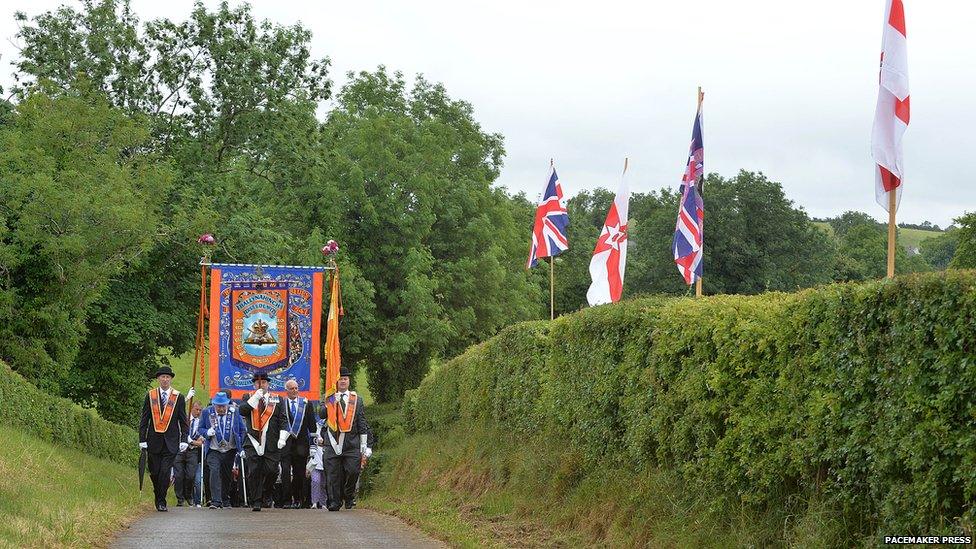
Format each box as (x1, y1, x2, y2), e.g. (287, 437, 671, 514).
(188, 263, 207, 408)
(695, 86, 704, 298)
(549, 257, 555, 320)
(887, 190, 897, 278)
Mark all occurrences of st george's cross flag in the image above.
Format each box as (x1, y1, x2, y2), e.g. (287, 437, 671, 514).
(586, 161, 630, 306)
(673, 93, 705, 285)
(527, 164, 570, 268)
(871, 0, 909, 212)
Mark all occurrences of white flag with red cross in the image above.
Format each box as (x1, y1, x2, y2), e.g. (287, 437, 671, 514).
(871, 0, 910, 212)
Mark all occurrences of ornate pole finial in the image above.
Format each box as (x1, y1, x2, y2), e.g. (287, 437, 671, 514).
(321, 239, 340, 268)
(197, 233, 216, 263)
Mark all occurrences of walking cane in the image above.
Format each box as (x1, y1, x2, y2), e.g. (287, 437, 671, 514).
(199, 419, 206, 508)
(240, 452, 248, 507)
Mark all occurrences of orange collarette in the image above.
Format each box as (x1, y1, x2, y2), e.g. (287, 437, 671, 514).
(251, 401, 276, 440)
(327, 393, 357, 433)
(148, 389, 179, 433)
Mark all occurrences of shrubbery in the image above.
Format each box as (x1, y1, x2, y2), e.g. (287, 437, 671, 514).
(0, 361, 137, 466)
(404, 271, 976, 536)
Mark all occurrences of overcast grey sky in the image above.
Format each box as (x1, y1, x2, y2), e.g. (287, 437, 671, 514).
(2, 1, 972, 226)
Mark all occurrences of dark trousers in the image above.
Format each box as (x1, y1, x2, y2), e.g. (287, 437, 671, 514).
(324, 451, 361, 509)
(173, 448, 201, 504)
(147, 450, 176, 507)
(245, 452, 279, 508)
(206, 450, 235, 506)
(280, 441, 308, 506)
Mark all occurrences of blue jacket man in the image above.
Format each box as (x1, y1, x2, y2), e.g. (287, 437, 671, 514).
(199, 391, 246, 508)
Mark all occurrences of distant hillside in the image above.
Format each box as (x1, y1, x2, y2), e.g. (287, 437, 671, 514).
(812, 221, 943, 252)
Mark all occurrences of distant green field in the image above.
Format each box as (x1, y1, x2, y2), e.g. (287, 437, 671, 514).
(811, 221, 942, 251)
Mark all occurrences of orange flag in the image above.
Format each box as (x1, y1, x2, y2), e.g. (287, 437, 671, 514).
(324, 268, 343, 400)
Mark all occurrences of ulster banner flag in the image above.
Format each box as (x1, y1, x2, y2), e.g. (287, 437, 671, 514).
(586, 161, 630, 306)
(871, 0, 909, 213)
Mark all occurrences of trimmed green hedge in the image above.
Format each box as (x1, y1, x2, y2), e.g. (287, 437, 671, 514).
(0, 361, 137, 466)
(404, 272, 976, 536)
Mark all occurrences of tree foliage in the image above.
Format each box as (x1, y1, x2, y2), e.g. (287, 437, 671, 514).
(0, 88, 170, 394)
(0, 0, 958, 419)
(948, 212, 976, 269)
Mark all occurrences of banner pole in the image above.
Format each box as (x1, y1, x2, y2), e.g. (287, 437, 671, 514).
(887, 191, 897, 278)
(189, 263, 207, 407)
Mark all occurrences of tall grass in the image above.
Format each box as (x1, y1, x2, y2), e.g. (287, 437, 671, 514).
(0, 426, 150, 547)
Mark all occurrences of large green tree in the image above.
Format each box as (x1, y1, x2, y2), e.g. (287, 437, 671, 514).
(281, 69, 543, 401)
(948, 213, 976, 269)
(0, 88, 171, 394)
(919, 228, 958, 270)
(12, 0, 333, 419)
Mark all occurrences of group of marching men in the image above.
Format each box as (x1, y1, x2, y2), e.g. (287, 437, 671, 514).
(138, 365, 372, 512)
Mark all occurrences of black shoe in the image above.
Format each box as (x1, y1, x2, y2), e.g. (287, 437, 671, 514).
(176, 500, 184, 507)
(344, 501, 356, 509)
(159, 504, 168, 512)
(209, 503, 219, 509)
(252, 504, 262, 512)
(327, 506, 340, 512)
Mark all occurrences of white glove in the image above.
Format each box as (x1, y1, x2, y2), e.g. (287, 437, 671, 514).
(238, 451, 246, 459)
(277, 430, 288, 450)
(139, 442, 148, 449)
(179, 442, 188, 452)
(316, 437, 324, 445)
(309, 446, 316, 455)
(247, 390, 262, 408)
(363, 447, 373, 458)
(186, 387, 196, 400)
(206, 427, 216, 437)
(360, 434, 368, 449)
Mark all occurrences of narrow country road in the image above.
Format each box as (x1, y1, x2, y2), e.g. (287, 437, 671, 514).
(112, 507, 445, 548)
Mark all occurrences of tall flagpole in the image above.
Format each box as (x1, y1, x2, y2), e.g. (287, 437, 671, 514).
(887, 191, 896, 277)
(695, 86, 704, 297)
(549, 158, 556, 320)
(549, 257, 555, 320)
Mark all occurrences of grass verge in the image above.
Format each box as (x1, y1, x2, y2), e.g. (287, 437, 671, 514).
(365, 422, 855, 548)
(0, 425, 151, 547)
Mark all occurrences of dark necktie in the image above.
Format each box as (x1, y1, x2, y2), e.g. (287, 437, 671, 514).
(339, 394, 347, 414)
(291, 400, 297, 419)
(258, 397, 266, 416)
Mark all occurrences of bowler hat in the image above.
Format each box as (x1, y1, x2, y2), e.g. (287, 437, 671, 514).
(338, 367, 352, 378)
(251, 371, 270, 382)
(212, 392, 231, 406)
(155, 366, 176, 378)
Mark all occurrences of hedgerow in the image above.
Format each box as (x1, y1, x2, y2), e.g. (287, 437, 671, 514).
(404, 271, 976, 536)
(0, 361, 137, 466)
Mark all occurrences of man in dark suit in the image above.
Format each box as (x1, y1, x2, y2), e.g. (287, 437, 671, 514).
(138, 366, 189, 511)
(172, 401, 204, 507)
(319, 367, 372, 511)
(279, 378, 316, 508)
(238, 371, 288, 512)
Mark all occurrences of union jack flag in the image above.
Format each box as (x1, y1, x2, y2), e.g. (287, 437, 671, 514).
(673, 94, 704, 285)
(527, 165, 569, 268)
